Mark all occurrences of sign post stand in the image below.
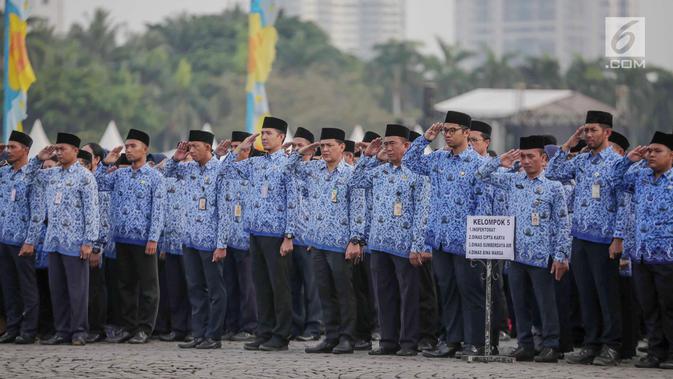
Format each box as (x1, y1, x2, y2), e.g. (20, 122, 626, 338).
(463, 216, 515, 364)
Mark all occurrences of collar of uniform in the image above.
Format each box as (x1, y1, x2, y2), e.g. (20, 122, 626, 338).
(587, 145, 615, 162)
(203, 156, 219, 170)
(319, 158, 347, 173)
(131, 163, 151, 175)
(647, 166, 673, 184)
(265, 149, 285, 161)
(519, 170, 545, 183)
(59, 161, 81, 173)
(449, 146, 476, 161)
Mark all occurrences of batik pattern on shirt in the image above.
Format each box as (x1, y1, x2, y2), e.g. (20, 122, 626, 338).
(218, 177, 251, 251)
(160, 176, 186, 255)
(0, 158, 41, 246)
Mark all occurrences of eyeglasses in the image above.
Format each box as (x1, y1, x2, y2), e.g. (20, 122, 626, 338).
(443, 127, 465, 135)
(468, 137, 485, 143)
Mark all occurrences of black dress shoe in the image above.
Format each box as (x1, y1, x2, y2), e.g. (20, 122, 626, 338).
(423, 342, 461, 358)
(86, 332, 103, 343)
(295, 334, 320, 342)
(14, 335, 36, 345)
(195, 338, 221, 349)
(222, 331, 235, 341)
(0, 332, 18, 343)
(635, 354, 661, 369)
(368, 346, 399, 356)
(332, 338, 353, 354)
(509, 346, 536, 361)
(40, 335, 69, 345)
(592, 345, 619, 366)
(417, 340, 435, 352)
(566, 346, 598, 364)
(106, 330, 132, 343)
(230, 331, 255, 342)
(244, 337, 267, 351)
(259, 338, 289, 351)
(71, 334, 87, 346)
(353, 339, 372, 351)
(160, 332, 186, 342)
(179, 337, 204, 349)
(396, 347, 418, 356)
(128, 330, 149, 344)
(534, 347, 560, 363)
(305, 340, 337, 353)
(660, 357, 673, 369)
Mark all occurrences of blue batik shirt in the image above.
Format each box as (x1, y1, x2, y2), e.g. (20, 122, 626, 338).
(30, 162, 99, 257)
(97, 189, 116, 259)
(164, 157, 225, 252)
(288, 153, 365, 253)
(218, 176, 251, 252)
(350, 156, 430, 257)
(28, 173, 48, 269)
(160, 177, 186, 255)
(293, 176, 310, 247)
(0, 160, 41, 246)
(403, 138, 492, 255)
(219, 149, 296, 238)
(612, 158, 673, 264)
(477, 158, 571, 268)
(95, 163, 165, 246)
(546, 146, 625, 244)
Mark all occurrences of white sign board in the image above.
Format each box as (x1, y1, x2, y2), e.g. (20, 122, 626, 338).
(466, 216, 515, 260)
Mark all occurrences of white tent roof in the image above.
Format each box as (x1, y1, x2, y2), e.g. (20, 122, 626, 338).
(99, 121, 124, 150)
(28, 119, 50, 157)
(284, 126, 294, 143)
(350, 125, 364, 142)
(434, 88, 574, 119)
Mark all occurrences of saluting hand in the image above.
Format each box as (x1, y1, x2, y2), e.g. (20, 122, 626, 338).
(364, 138, 382, 157)
(173, 141, 190, 162)
(499, 149, 520, 168)
(215, 140, 231, 157)
(238, 133, 260, 154)
(37, 145, 56, 161)
(298, 142, 320, 156)
(0, 143, 5, 155)
(103, 145, 123, 165)
(561, 126, 585, 152)
(424, 123, 444, 142)
(627, 145, 648, 162)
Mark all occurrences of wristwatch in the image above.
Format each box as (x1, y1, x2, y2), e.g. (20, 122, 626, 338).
(284, 233, 294, 240)
(350, 237, 366, 246)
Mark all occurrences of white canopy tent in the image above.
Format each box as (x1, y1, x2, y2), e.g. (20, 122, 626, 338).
(99, 121, 124, 151)
(28, 119, 50, 157)
(350, 125, 364, 142)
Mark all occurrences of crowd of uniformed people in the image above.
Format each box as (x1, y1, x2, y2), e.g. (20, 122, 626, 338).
(0, 109, 672, 369)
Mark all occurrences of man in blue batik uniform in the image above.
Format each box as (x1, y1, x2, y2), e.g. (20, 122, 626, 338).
(477, 135, 571, 363)
(350, 124, 430, 356)
(0, 131, 41, 344)
(612, 131, 673, 369)
(30, 133, 99, 346)
(403, 111, 492, 357)
(547, 111, 625, 366)
(289, 127, 366, 355)
(220, 116, 297, 351)
(96, 129, 165, 344)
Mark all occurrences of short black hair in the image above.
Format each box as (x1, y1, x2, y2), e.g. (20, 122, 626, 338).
(83, 142, 106, 162)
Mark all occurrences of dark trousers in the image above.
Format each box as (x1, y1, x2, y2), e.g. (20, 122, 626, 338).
(36, 268, 54, 337)
(508, 261, 560, 349)
(49, 253, 89, 339)
(88, 263, 107, 334)
(419, 260, 439, 343)
(554, 268, 575, 352)
(223, 248, 257, 334)
(353, 253, 375, 342)
(619, 275, 639, 359)
(183, 247, 226, 339)
(290, 245, 322, 337)
(250, 235, 292, 342)
(371, 252, 420, 349)
(0, 243, 39, 337)
(312, 248, 356, 342)
(571, 238, 621, 349)
(155, 256, 171, 334)
(165, 253, 191, 335)
(633, 262, 673, 359)
(116, 243, 160, 334)
(104, 257, 121, 326)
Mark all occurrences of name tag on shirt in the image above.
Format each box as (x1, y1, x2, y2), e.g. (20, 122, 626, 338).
(393, 201, 403, 217)
(531, 212, 540, 226)
(198, 197, 207, 210)
(592, 184, 601, 199)
(261, 182, 269, 199)
(331, 189, 338, 203)
(234, 203, 242, 218)
(54, 192, 63, 205)
(10, 188, 16, 202)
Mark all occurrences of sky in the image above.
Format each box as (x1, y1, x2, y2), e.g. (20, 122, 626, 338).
(49, 0, 673, 70)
